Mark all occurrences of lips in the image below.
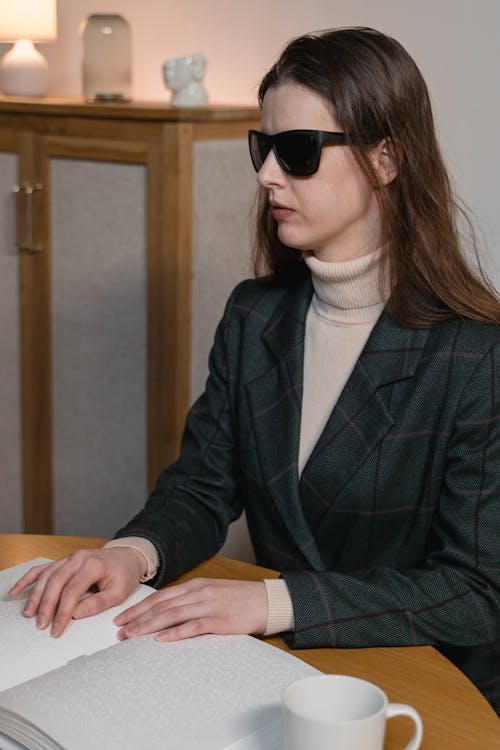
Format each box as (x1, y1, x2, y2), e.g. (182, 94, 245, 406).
(269, 201, 294, 221)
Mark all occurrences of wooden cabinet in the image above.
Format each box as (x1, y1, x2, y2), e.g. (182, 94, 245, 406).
(0, 98, 259, 537)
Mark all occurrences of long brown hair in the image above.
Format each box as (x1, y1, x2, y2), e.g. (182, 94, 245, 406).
(253, 27, 500, 326)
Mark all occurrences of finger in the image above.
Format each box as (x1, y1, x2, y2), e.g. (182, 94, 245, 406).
(113, 589, 165, 626)
(118, 601, 208, 640)
(114, 581, 200, 626)
(9, 562, 55, 596)
(155, 617, 216, 643)
(31, 565, 84, 630)
(21, 559, 69, 619)
(33, 556, 103, 634)
(73, 586, 128, 620)
(48, 563, 108, 637)
(116, 586, 209, 629)
(117, 601, 198, 638)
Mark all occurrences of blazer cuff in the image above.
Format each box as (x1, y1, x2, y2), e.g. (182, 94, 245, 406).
(263, 578, 295, 636)
(103, 537, 160, 582)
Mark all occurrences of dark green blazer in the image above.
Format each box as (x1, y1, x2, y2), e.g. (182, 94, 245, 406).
(116, 277, 500, 713)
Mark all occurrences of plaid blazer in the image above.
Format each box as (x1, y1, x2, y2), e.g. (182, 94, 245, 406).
(116, 276, 500, 713)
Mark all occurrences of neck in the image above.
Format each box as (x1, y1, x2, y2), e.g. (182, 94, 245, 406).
(304, 248, 391, 323)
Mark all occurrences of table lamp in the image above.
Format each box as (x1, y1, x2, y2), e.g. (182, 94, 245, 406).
(0, 0, 57, 96)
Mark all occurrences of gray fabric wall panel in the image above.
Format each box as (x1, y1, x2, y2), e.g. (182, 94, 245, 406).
(192, 139, 257, 562)
(191, 139, 257, 402)
(0, 154, 23, 532)
(51, 159, 147, 537)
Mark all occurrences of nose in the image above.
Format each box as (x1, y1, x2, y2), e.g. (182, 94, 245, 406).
(256, 149, 287, 189)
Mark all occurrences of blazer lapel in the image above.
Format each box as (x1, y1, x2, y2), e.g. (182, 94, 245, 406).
(245, 279, 326, 569)
(246, 281, 430, 567)
(300, 311, 429, 528)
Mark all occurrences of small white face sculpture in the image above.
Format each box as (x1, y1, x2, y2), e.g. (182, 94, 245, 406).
(163, 53, 208, 107)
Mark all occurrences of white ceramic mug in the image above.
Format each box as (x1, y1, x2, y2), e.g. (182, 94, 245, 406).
(282, 674, 423, 750)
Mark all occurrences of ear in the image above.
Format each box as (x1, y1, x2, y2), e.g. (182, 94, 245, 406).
(370, 138, 400, 186)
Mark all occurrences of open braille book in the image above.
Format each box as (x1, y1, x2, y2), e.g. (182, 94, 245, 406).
(0, 559, 318, 750)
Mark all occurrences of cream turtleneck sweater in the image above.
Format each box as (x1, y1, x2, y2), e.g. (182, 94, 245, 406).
(106, 249, 389, 636)
(298, 249, 387, 474)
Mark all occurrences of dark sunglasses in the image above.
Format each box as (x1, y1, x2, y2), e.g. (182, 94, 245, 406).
(248, 129, 350, 177)
(248, 128, 382, 177)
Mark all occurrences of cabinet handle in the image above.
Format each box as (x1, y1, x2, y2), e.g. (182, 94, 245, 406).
(12, 182, 44, 253)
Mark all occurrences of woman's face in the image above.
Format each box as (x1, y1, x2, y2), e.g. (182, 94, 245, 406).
(258, 82, 383, 263)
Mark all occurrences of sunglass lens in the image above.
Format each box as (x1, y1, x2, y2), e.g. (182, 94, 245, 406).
(249, 132, 272, 172)
(249, 131, 322, 176)
(276, 132, 319, 176)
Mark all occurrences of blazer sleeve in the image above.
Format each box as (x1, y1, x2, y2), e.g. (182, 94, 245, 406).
(113, 289, 242, 586)
(282, 341, 500, 650)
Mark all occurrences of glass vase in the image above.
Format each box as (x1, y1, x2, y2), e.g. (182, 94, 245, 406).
(81, 14, 131, 101)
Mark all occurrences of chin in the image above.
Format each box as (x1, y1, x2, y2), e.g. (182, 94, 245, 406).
(277, 227, 307, 254)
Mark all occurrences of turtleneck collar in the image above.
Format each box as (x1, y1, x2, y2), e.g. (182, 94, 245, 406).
(304, 248, 390, 323)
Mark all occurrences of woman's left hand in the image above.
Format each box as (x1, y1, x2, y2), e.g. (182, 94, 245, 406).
(114, 578, 268, 642)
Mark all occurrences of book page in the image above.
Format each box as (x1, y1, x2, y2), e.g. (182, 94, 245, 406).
(0, 558, 153, 692)
(0, 634, 319, 750)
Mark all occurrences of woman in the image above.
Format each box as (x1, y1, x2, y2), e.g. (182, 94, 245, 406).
(11, 28, 500, 713)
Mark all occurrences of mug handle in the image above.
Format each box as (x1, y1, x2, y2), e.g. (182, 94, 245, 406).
(387, 703, 423, 750)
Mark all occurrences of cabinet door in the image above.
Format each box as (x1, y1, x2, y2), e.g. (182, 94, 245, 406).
(17, 132, 156, 538)
(49, 155, 148, 537)
(0, 146, 23, 532)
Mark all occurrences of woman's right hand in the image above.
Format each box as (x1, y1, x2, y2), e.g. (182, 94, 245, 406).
(8, 547, 146, 638)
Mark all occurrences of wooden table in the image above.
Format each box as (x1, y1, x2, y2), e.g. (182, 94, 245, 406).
(1, 534, 498, 748)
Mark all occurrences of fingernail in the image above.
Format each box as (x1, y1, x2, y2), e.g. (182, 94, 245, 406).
(23, 606, 34, 617)
(51, 623, 62, 638)
(155, 632, 170, 642)
(117, 629, 128, 640)
(114, 615, 124, 625)
(37, 616, 47, 629)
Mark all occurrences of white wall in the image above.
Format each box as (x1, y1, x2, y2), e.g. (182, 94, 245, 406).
(18, 0, 497, 283)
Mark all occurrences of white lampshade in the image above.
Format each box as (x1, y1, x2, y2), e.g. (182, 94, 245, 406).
(0, 0, 57, 42)
(0, 0, 57, 96)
